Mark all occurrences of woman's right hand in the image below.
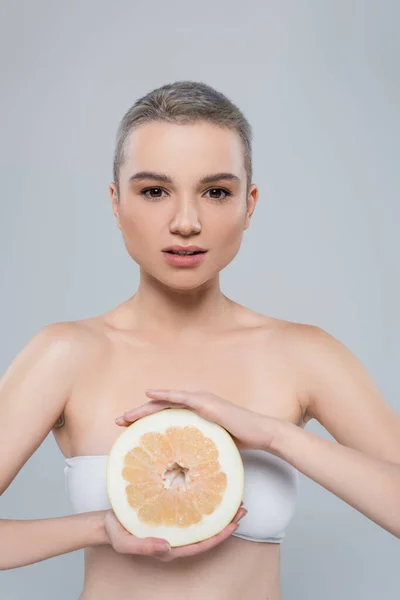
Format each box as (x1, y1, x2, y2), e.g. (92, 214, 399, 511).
(103, 503, 247, 562)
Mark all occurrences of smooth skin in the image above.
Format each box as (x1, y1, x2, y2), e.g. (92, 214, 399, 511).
(1, 120, 399, 600)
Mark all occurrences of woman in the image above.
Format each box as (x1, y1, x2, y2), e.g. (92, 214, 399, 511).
(1, 80, 399, 600)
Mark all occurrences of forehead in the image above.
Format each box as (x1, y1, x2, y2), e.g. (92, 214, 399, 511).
(123, 121, 245, 179)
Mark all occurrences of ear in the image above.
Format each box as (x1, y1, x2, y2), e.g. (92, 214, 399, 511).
(109, 183, 121, 229)
(244, 184, 258, 230)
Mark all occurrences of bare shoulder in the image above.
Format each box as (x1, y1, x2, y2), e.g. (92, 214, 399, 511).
(35, 317, 111, 367)
(275, 321, 400, 464)
(279, 320, 353, 363)
(256, 315, 325, 344)
(38, 319, 100, 350)
(272, 320, 345, 374)
(276, 321, 379, 418)
(38, 319, 90, 344)
(240, 309, 316, 342)
(256, 319, 338, 421)
(233, 303, 292, 334)
(207, 300, 328, 352)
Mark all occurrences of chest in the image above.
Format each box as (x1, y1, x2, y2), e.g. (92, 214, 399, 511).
(55, 331, 303, 458)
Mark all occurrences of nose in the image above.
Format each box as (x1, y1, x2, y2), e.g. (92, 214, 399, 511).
(169, 198, 201, 236)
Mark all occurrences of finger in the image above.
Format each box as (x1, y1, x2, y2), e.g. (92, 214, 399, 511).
(168, 522, 239, 559)
(115, 401, 187, 426)
(232, 502, 245, 517)
(152, 510, 246, 561)
(232, 508, 247, 523)
(145, 389, 198, 408)
(137, 537, 172, 556)
(154, 512, 246, 561)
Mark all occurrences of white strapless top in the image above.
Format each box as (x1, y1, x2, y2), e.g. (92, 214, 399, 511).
(64, 449, 299, 544)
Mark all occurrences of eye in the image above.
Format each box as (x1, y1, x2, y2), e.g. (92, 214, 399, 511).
(141, 187, 168, 201)
(140, 187, 232, 202)
(204, 188, 232, 202)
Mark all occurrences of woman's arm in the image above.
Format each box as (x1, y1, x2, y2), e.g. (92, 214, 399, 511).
(0, 511, 107, 570)
(0, 322, 107, 569)
(267, 324, 400, 538)
(0, 322, 86, 495)
(269, 419, 400, 537)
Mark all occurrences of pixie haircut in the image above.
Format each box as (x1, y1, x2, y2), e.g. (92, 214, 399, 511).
(112, 80, 253, 198)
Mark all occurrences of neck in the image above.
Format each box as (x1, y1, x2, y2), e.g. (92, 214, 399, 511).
(124, 270, 235, 339)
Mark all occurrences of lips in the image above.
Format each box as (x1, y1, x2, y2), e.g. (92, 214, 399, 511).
(162, 250, 208, 267)
(162, 245, 208, 254)
(164, 250, 206, 255)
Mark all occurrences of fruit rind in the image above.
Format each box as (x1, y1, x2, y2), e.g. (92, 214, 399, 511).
(106, 408, 244, 547)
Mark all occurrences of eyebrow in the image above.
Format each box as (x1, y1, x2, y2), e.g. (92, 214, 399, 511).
(128, 171, 241, 185)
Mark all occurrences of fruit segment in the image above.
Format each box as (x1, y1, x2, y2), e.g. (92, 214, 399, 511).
(126, 481, 163, 509)
(188, 460, 220, 482)
(165, 426, 219, 467)
(119, 425, 229, 526)
(138, 431, 175, 472)
(173, 491, 203, 527)
(122, 466, 161, 485)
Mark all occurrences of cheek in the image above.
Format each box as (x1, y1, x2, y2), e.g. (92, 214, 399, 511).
(212, 212, 246, 246)
(205, 214, 246, 271)
(119, 200, 159, 234)
(119, 211, 138, 242)
(118, 207, 153, 257)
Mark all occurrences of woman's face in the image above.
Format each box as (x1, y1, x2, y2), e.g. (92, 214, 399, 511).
(110, 120, 258, 290)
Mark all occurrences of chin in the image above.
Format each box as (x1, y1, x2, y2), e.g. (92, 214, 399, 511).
(147, 269, 216, 292)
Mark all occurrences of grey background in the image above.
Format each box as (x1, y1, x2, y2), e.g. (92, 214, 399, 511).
(0, 1, 399, 598)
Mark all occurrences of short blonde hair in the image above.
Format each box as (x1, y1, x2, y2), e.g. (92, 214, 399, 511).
(112, 80, 253, 196)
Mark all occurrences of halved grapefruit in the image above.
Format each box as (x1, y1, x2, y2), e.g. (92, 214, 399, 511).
(106, 408, 244, 547)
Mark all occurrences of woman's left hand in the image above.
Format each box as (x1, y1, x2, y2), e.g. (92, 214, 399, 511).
(115, 389, 279, 452)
